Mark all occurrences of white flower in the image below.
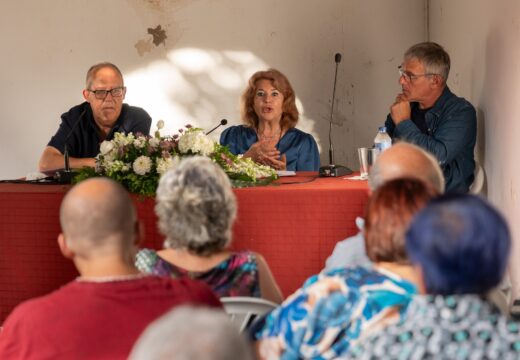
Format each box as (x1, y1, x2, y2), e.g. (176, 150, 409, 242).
(149, 137, 160, 149)
(113, 132, 134, 147)
(228, 155, 277, 180)
(99, 141, 115, 155)
(133, 156, 152, 175)
(178, 129, 215, 156)
(133, 136, 147, 149)
(156, 156, 180, 175)
(99, 159, 129, 174)
(98, 140, 119, 167)
(154, 120, 165, 139)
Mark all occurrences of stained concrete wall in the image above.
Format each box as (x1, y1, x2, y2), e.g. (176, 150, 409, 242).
(429, 0, 520, 299)
(0, 0, 425, 178)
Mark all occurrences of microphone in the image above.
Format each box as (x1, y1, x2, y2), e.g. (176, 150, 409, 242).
(319, 52, 353, 177)
(54, 108, 87, 184)
(206, 119, 228, 135)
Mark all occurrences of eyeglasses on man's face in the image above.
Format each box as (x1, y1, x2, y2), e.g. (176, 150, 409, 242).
(88, 87, 126, 100)
(398, 65, 438, 82)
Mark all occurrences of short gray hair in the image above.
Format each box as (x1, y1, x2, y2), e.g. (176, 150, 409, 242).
(85, 62, 124, 88)
(368, 142, 445, 193)
(129, 306, 254, 360)
(155, 156, 237, 256)
(404, 42, 450, 82)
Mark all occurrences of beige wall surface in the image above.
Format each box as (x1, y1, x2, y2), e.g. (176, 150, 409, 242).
(429, 0, 520, 297)
(0, 0, 425, 179)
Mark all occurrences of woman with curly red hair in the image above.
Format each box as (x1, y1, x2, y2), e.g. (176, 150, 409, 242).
(220, 69, 320, 171)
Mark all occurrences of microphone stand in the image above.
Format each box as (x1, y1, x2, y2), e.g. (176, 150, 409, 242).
(54, 109, 87, 184)
(319, 53, 353, 177)
(206, 119, 228, 135)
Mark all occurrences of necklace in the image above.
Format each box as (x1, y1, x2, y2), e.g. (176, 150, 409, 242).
(258, 129, 282, 142)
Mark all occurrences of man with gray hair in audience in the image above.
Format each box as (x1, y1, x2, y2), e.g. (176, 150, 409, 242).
(130, 306, 254, 360)
(0, 178, 220, 359)
(324, 142, 444, 271)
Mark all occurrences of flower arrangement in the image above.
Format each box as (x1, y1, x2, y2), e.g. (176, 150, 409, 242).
(74, 121, 277, 196)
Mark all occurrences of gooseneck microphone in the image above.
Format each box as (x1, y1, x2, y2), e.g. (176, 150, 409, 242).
(328, 53, 341, 166)
(54, 108, 87, 183)
(319, 52, 353, 177)
(206, 119, 228, 135)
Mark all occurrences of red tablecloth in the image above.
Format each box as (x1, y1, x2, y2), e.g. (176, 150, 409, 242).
(0, 173, 368, 323)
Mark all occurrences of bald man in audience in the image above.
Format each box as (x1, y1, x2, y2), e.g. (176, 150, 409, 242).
(0, 178, 221, 360)
(324, 142, 444, 271)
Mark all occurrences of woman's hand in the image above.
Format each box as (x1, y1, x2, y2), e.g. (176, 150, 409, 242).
(265, 154, 286, 170)
(244, 140, 280, 164)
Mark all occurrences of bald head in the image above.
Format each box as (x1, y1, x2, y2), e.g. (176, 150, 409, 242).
(368, 142, 445, 193)
(60, 178, 136, 256)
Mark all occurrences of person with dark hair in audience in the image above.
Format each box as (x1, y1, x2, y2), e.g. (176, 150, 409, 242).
(349, 194, 518, 359)
(39, 62, 152, 172)
(0, 178, 220, 359)
(325, 142, 444, 271)
(220, 68, 320, 171)
(136, 156, 283, 303)
(130, 306, 254, 360)
(253, 178, 439, 359)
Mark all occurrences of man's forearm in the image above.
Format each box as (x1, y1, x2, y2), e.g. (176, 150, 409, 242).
(39, 147, 95, 172)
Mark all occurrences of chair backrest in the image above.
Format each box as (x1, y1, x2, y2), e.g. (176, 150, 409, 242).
(220, 297, 278, 332)
(470, 161, 485, 195)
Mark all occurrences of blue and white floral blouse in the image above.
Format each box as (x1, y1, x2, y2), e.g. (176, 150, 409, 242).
(253, 266, 416, 359)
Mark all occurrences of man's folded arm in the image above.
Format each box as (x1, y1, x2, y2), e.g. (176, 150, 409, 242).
(38, 146, 96, 172)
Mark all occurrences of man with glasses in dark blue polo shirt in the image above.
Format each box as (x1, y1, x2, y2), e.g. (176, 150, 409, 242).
(384, 42, 476, 193)
(39, 62, 152, 172)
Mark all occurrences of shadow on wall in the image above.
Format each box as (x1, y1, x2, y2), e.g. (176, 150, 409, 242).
(480, 28, 507, 202)
(123, 48, 321, 147)
(475, 108, 487, 197)
(475, 108, 486, 165)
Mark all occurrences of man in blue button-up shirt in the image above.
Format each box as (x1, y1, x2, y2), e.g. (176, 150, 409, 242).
(385, 42, 476, 193)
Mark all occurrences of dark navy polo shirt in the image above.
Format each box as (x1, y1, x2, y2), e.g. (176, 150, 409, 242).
(48, 102, 152, 158)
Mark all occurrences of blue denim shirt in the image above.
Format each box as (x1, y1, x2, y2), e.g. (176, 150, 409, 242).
(385, 87, 476, 193)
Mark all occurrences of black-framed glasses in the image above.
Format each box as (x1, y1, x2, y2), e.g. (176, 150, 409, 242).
(398, 66, 438, 82)
(87, 87, 126, 100)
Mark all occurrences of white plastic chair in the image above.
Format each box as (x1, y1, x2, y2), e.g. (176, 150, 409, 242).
(470, 161, 485, 195)
(220, 297, 278, 332)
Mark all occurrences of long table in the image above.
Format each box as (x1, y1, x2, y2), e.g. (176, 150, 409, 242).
(0, 173, 369, 323)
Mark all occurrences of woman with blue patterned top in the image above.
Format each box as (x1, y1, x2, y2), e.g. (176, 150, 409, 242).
(253, 178, 439, 359)
(349, 194, 519, 359)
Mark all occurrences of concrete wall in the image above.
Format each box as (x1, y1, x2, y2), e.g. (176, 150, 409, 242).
(429, 0, 520, 297)
(0, 0, 426, 179)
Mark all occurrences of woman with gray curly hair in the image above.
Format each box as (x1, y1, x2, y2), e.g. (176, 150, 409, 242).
(136, 156, 283, 303)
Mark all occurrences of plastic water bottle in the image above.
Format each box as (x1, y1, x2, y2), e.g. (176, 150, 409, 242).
(374, 126, 392, 154)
